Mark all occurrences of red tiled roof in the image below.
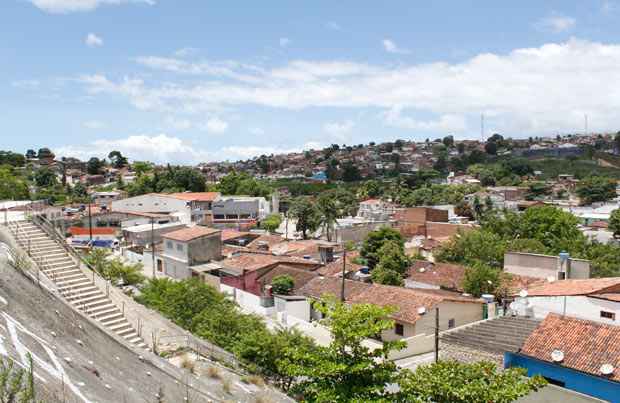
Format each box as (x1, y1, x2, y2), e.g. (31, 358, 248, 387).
(299, 277, 481, 325)
(406, 261, 466, 292)
(167, 192, 220, 202)
(221, 252, 319, 273)
(317, 251, 363, 277)
(69, 227, 115, 236)
(258, 264, 319, 292)
(520, 314, 620, 382)
(523, 277, 620, 297)
(162, 226, 220, 242)
(221, 229, 252, 242)
(590, 293, 620, 302)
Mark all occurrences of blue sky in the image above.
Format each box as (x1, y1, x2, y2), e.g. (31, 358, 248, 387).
(3, 0, 620, 163)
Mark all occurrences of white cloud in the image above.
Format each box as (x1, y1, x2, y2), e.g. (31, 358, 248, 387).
(384, 108, 467, 132)
(164, 116, 192, 130)
(249, 127, 265, 135)
(85, 33, 104, 47)
(279, 37, 292, 48)
(324, 120, 355, 140)
(56, 134, 321, 163)
(81, 39, 620, 136)
(536, 13, 576, 33)
(174, 47, 198, 57)
(30, 0, 155, 14)
(383, 39, 410, 54)
(82, 120, 105, 129)
(202, 117, 229, 133)
(11, 80, 40, 90)
(326, 21, 342, 31)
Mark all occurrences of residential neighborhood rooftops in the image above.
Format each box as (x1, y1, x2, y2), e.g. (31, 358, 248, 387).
(406, 260, 466, 292)
(220, 252, 319, 274)
(520, 313, 620, 382)
(166, 192, 221, 202)
(162, 225, 221, 242)
(299, 277, 482, 325)
(522, 277, 620, 297)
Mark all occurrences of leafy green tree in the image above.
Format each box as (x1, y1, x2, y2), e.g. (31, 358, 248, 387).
(36, 147, 54, 160)
(525, 181, 551, 200)
(341, 161, 362, 182)
(270, 274, 295, 295)
(108, 150, 128, 169)
(398, 360, 546, 403)
(261, 213, 282, 233)
(0, 151, 26, 167)
(436, 229, 505, 268)
(0, 166, 29, 200)
(33, 167, 57, 188)
(289, 197, 322, 239)
(484, 141, 498, 155)
(0, 354, 38, 402)
(462, 263, 504, 297)
(25, 149, 36, 159)
(286, 299, 404, 402)
(517, 205, 584, 252)
(87, 157, 104, 175)
(132, 161, 153, 176)
(371, 240, 409, 286)
(576, 176, 617, 205)
(442, 135, 454, 148)
(609, 209, 620, 238)
(85, 249, 144, 286)
(456, 142, 465, 154)
(361, 227, 404, 269)
(316, 189, 358, 241)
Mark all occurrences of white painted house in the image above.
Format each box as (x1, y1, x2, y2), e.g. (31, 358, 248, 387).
(512, 277, 620, 326)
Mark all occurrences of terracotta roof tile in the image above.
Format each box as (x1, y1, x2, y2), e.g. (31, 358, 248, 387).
(220, 252, 319, 273)
(523, 277, 620, 297)
(317, 251, 363, 277)
(520, 314, 620, 382)
(406, 261, 466, 292)
(258, 265, 319, 292)
(167, 192, 221, 202)
(162, 226, 220, 242)
(69, 227, 116, 236)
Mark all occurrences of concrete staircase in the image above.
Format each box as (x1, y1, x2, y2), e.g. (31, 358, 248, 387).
(441, 316, 541, 354)
(7, 220, 148, 349)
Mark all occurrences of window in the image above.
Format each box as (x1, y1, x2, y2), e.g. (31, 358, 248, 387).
(395, 323, 404, 336)
(166, 240, 173, 249)
(601, 311, 616, 320)
(176, 243, 184, 252)
(448, 318, 456, 329)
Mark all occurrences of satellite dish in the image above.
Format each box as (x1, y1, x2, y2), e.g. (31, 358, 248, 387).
(600, 364, 615, 375)
(417, 307, 427, 315)
(551, 350, 564, 363)
(519, 289, 529, 298)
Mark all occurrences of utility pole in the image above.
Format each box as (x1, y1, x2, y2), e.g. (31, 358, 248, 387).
(434, 307, 440, 362)
(340, 247, 347, 302)
(151, 217, 156, 278)
(88, 201, 93, 246)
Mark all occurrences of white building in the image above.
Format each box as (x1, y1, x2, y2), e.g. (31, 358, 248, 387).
(212, 196, 271, 222)
(511, 277, 620, 326)
(111, 192, 220, 224)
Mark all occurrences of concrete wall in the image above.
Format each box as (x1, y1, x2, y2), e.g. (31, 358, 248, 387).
(112, 194, 191, 223)
(504, 252, 590, 279)
(414, 301, 484, 336)
(187, 234, 221, 265)
(220, 284, 276, 317)
(274, 297, 311, 323)
(426, 222, 474, 239)
(520, 295, 620, 325)
(212, 197, 270, 220)
(334, 221, 393, 243)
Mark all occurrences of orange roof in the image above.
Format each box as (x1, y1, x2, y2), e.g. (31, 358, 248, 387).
(162, 226, 220, 242)
(520, 314, 620, 382)
(167, 192, 220, 202)
(523, 277, 620, 297)
(69, 227, 116, 236)
(221, 253, 318, 273)
(317, 251, 363, 277)
(406, 261, 466, 292)
(221, 229, 252, 242)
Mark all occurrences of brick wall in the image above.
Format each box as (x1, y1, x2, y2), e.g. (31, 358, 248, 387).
(426, 222, 475, 239)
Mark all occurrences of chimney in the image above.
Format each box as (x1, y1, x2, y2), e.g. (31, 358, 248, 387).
(319, 245, 335, 264)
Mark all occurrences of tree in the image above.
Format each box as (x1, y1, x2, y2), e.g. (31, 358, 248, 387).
(108, 150, 128, 169)
(0, 166, 29, 200)
(317, 189, 358, 241)
(442, 135, 454, 148)
(341, 161, 362, 182)
(0, 151, 26, 167)
(132, 161, 153, 176)
(360, 227, 404, 269)
(517, 205, 584, 252)
(576, 176, 617, 205)
(371, 240, 409, 286)
(286, 299, 403, 402)
(398, 360, 546, 403)
(609, 209, 620, 238)
(36, 147, 54, 160)
(271, 275, 294, 295)
(25, 149, 36, 159)
(289, 197, 322, 239)
(261, 213, 282, 233)
(0, 354, 38, 402)
(456, 142, 465, 154)
(462, 263, 503, 297)
(436, 229, 505, 268)
(33, 167, 57, 188)
(87, 157, 104, 175)
(484, 141, 498, 155)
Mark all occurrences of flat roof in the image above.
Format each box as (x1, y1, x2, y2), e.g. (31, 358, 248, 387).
(122, 222, 186, 233)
